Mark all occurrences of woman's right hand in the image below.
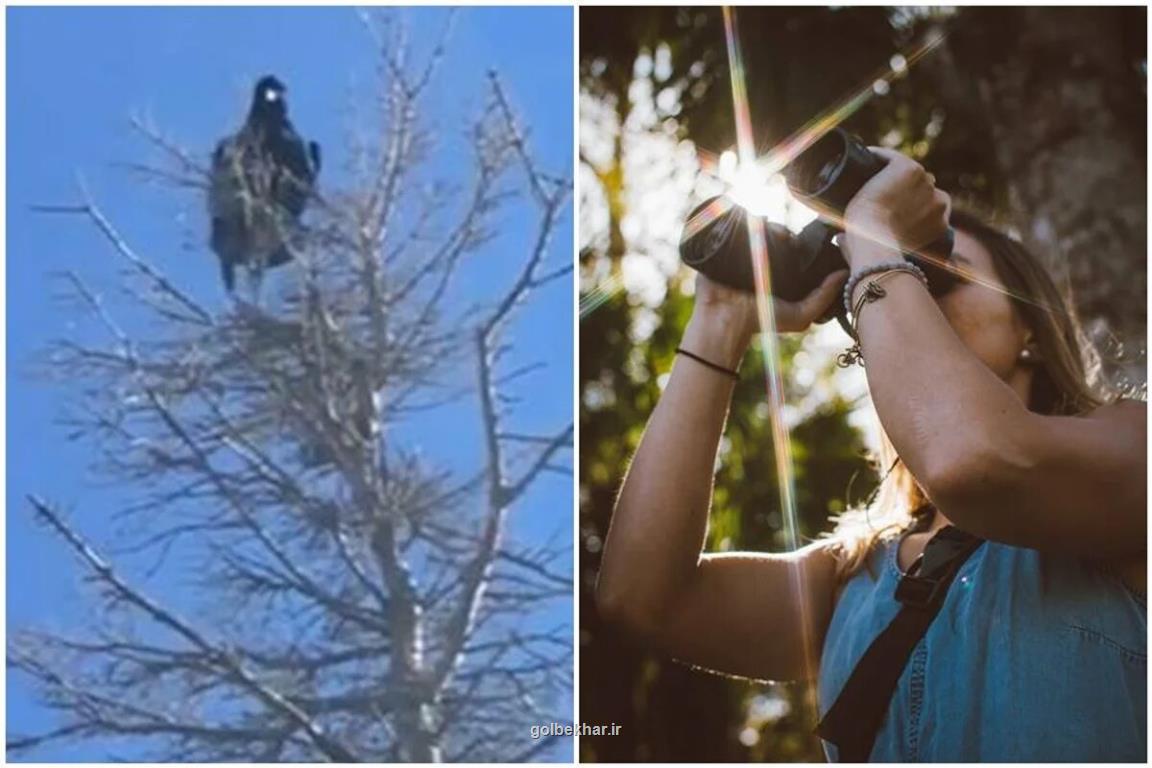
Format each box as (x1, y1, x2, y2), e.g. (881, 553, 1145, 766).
(690, 268, 850, 357)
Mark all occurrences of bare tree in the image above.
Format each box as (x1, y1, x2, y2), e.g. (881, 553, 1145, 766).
(10, 13, 573, 763)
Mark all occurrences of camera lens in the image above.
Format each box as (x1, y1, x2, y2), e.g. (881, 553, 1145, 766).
(815, 158, 839, 190)
(785, 131, 846, 199)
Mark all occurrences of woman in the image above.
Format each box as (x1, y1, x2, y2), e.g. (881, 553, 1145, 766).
(596, 147, 1146, 761)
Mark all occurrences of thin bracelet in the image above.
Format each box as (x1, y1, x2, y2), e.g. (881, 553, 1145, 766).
(676, 347, 740, 381)
(836, 270, 908, 368)
(845, 267, 922, 341)
(843, 261, 928, 318)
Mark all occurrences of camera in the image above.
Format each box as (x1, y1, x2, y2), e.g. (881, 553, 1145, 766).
(679, 128, 959, 326)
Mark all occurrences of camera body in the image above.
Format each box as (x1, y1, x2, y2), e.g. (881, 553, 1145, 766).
(680, 128, 958, 323)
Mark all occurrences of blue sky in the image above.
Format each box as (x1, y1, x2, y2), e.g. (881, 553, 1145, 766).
(7, 6, 573, 761)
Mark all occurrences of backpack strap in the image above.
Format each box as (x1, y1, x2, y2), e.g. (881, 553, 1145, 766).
(815, 525, 984, 761)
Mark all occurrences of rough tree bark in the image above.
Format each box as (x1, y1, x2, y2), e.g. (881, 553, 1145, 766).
(951, 7, 1147, 388)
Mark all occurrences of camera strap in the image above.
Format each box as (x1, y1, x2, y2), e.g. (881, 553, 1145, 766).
(815, 524, 984, 761)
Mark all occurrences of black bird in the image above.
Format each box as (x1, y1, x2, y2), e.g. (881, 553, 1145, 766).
(208, 75, 321, 295)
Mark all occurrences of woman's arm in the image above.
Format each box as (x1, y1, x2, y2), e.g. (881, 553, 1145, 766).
(838, 149, 1146, 557)
(935, 398, 1145, 556)
(597, 271, 846, 682)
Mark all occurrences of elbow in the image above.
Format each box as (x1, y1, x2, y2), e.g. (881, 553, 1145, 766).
(595, 499, 671, 641)
(594, 578, 627, 631)
(594, 566, 670, 644)
(921, 443, 996, 504)
(593, 568, 625, 625)
(595, 573, 650, 638)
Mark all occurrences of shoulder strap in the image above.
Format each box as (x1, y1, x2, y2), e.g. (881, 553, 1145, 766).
(815, 525, 984, 761)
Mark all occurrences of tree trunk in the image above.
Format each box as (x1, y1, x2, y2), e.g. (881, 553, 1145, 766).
(956, 7, 1147, 389)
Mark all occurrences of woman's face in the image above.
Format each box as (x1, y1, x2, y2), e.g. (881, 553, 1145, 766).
(933, 229, 1034, 398)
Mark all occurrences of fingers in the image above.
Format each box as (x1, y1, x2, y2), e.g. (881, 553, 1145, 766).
(799, 268, 849, 319)
(868, 145, 947, 209)
(903, 189, 951, 250)
(845, 146, 948, 255)
(867, 146, 923, 178)
(865, 146, 907, 163)
(774, 269, 850, 333)
(867, 146, 937, 188)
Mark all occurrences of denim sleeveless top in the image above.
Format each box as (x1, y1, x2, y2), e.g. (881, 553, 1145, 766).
(817, 535, 1147, 762)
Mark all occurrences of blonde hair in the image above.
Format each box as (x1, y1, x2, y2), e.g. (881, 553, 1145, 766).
(824, 209, 1123, 583)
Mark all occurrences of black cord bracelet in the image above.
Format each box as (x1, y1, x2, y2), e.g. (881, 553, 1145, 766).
(676, 347, 740, 381)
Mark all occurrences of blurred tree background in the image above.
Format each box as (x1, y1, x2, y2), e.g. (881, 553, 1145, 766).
(579, 6, 1145, 762)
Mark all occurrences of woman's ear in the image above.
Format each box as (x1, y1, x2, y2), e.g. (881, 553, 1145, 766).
(1018, 334, 1042, 364)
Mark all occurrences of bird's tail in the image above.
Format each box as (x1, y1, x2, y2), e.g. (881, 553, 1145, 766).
(220, 259, 237, 292)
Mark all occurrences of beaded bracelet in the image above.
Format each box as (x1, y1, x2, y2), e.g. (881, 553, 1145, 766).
(842, 261, 928, 318)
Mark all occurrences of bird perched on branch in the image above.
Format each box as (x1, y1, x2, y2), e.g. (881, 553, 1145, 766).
(208, 75, 321, 297)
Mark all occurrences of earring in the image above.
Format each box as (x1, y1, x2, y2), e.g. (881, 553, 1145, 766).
(1019, 347, 1035, 363)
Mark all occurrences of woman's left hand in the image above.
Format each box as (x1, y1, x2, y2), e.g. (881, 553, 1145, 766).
(842, 147, 951, 268)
